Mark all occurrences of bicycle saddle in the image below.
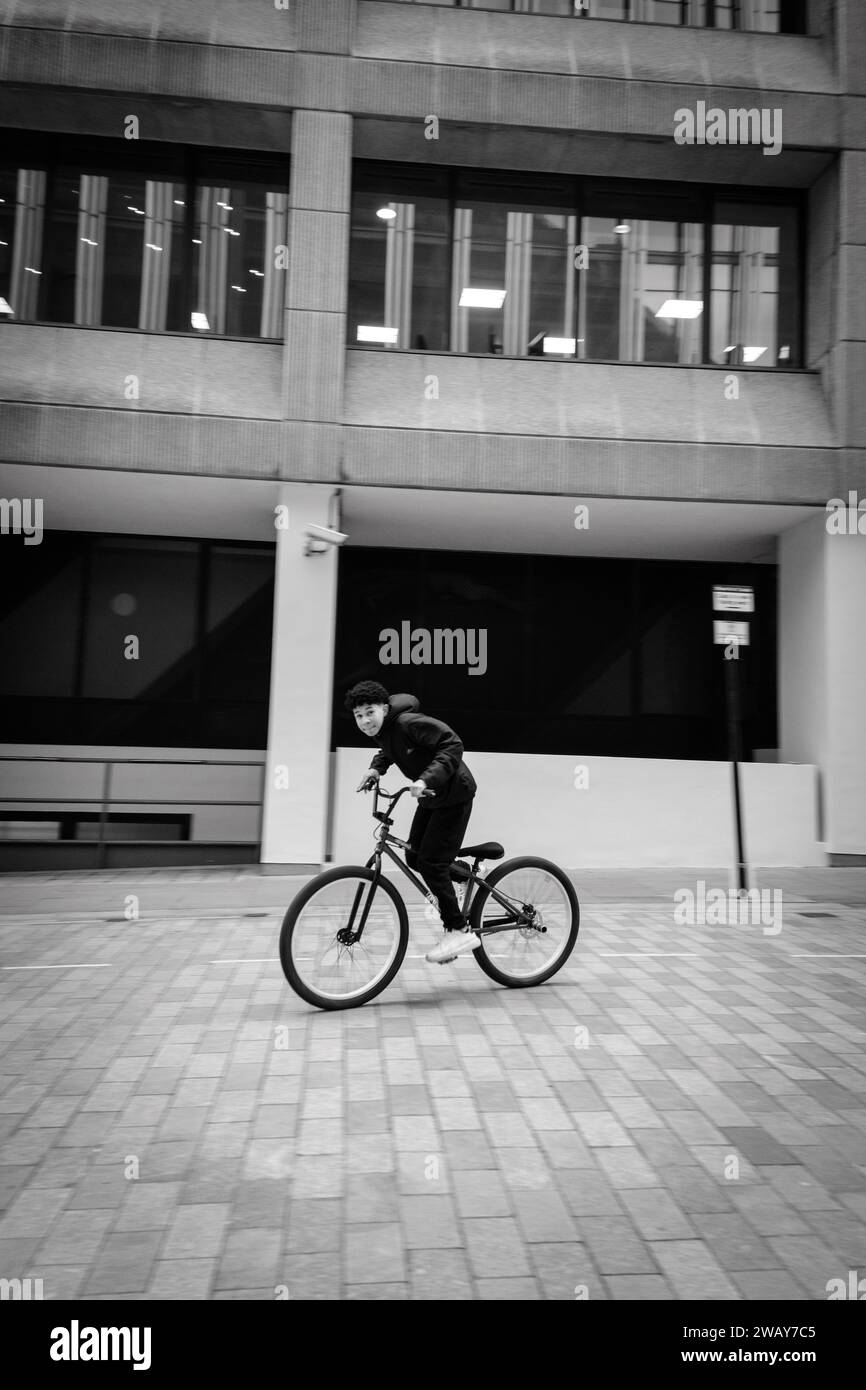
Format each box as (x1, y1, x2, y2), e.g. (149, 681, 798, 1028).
(458, 841, 505, 861)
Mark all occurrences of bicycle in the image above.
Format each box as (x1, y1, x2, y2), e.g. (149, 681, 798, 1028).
(279, 782, 579, 1011)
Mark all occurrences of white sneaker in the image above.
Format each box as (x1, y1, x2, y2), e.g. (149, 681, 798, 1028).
(425, 928, 481, 965)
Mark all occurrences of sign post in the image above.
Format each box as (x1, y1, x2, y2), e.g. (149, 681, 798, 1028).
(713, 588, 754, 893)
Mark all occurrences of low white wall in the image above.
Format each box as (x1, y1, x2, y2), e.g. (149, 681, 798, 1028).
(332, 748, 823, 869)
(0, 744, 265, 843)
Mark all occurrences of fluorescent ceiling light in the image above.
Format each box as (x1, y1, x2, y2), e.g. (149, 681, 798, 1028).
(743, 346, 767, 363)
(778, 345, 790, 360)
(614, 223, 631, 234)
(459, 288, 506, 309)
(656, 299, 703, 319)
(376, 206, 397, 220)
(543, 337, 576, 354)
(0, 298, 13, 315)
(191, 312, 210, 330)
(357, 325, 399, 344)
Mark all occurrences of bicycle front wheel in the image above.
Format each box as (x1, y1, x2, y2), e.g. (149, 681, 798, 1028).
(469, 856, 579, 988)
(279, 866, 409, 1011)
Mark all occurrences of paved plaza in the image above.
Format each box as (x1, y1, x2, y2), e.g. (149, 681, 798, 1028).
(0, 867, 865, 1301)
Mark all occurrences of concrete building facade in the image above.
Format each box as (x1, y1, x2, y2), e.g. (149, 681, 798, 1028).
(0, 0, 864, 871)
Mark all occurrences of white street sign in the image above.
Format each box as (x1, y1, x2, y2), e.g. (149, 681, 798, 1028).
(714, 620, 750, 645)
(713, 585, 754, 613)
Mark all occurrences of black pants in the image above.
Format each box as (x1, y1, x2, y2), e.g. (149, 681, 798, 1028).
(406, 796, 474, 930)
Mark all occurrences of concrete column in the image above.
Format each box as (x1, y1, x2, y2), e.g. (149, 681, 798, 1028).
(260, 483, 340, 866)
(282, 109, 352, 425)
(780, 511, 866, 861)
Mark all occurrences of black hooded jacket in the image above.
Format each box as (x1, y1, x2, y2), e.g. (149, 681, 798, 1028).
(367, 694, 477, 808)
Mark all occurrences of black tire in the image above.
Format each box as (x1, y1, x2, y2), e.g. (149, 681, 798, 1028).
(279, 865, 409, 1011)
(469, 856, 579, 988)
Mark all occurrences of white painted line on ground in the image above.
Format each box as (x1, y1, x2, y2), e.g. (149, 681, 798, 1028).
(1, 963, 112, 970)
(598, 952, 699, 958)
(791, 953, 866, 958)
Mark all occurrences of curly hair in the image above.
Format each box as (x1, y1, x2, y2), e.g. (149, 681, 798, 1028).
(344, 679, 390, 712)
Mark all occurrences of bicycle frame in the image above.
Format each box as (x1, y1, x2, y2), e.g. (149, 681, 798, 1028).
(342, 783, 535, 944)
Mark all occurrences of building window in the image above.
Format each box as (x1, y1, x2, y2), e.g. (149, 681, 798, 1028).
(387, 0, 807, 33)
(349, 164, 803, 367)
(333, 547, 778, 762)
(0, 534, 275, 747)
(0, 134, 289, 339)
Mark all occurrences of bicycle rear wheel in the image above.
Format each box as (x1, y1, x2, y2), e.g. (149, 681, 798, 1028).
(469, 856, 579, 988)
(279, 866, 409, 1010)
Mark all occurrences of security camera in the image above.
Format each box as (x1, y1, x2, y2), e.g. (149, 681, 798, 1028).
(303, 522, 348, 555)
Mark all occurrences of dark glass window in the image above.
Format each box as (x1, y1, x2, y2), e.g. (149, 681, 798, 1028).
(0, 134, 289, 339)
(387, 0, 807, 31)
(332, 547, 777, 762)
(0, 533, 275, 747)
(349, 163, 803, 367)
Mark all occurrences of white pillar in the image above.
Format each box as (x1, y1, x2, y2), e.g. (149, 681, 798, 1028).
(261, 483, 339, 865)
(780, 508, 866, 858)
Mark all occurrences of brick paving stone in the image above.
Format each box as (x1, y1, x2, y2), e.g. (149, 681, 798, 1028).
(387, 1085, 434, 1115)
(797, 1209, 866, 1267)
(409, 1247, 473, 1299)
(393, 1115, 439, 1151)
(432, 1096, 483, 1131)
(395, 1150, 449, 1195)
(765, 1235, 843, 1297)
(114, 1182, 184, 1231)
(83, 1230, 163, 1296)
(483, 1112, 535, 1147)
(519, 1096, 573, 1131)
(285, 1199, 341, 1254)
(428, 1070, 472, 1099)
(146, 1258, 218, 1300)
(452, 1168, 512, 1219)
(162, 1203, 231, 1260)
(786, 1147, 866, 1192)
(595, 1148, 659, 1190)
(286, 1155, 344, 1200)
(180, 1155, 243, 1205)
(721, 1127, 798, 1166)
(575, 1216, 658, 1275)
(553, 1082, 605, 1111)
(442, 1130, 496, 1170)
(477, 1277, 541, 1298)
(345, 1223, 405, 1284)
(511, 1186, 578, 1243)
(463, 1217, 531, 1278)
(216, 1229, 281, 1290)
(495, 1146, 552, 1191)
(400, 1194, 461, 1249)
(36, 1208, 115, 1265)
(346, 1133, 394, 1174)
(529, 1241, 598, 1299)
(558, 1167, 624, 1218)
(605, 1274, 674, 1299)
(535, 1130, 595, 1169)
(347, 1172, 400, 1223)
(470, 1081, 520, 1111)
(691, 1212, 778, 1270)
(729, 1268, 810, 1299)
(619, 1188, 695, 1241)
(757, 1165, 840, 1211)
(649, 1239, 741, 1300)
(0, 1187, 71, 1239)
(572, 1112, 633, 1147)
(345, 1282, 408, 1299)
(38, 1266, 90, 1300)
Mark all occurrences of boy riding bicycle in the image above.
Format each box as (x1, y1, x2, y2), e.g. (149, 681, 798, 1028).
(346, 680, 482, 963)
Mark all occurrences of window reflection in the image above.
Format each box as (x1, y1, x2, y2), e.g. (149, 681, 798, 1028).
(349, 168, 799, 367)
(0, 145, 288, 339)
(582, 218, 704, 364)
(391, 0, 803, 30)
